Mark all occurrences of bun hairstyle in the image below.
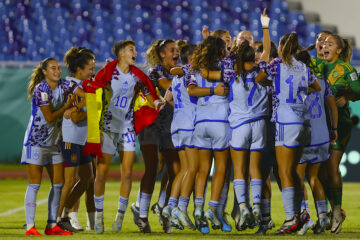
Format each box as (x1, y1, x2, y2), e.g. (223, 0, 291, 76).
(176, 39, 187, 51)
(64, 46, 95, 76)
(190, 36, 226, 71)
(180, 44, 196, 65)
(112, 40, 136, 59)
(281, 33, 299, 66)
(330, 34, 353, 63)
(146, 38, 175, 67)
(28, 58, 57, 100)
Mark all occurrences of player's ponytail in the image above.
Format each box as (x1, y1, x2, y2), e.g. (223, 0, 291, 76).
(64, 46, 95, 76)
(146, 38, 175, 67)
(28, 58, 56, 100)
(191, 36, 226, 72)
(282, 33, 299, 66)
(234, 40, 255, 87)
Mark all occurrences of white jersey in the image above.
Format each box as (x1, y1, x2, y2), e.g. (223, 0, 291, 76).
(305, 79, 333, 145)
(190, 73, 229, 124)
(228, 70, 268, 128)
(23, 79, 78, 147)
(101, 66, 141, 133)
(170, 74, 197, 134)
(62, 77, 87, 145)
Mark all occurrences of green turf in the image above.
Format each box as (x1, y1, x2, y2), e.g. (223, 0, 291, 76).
(0, 180, 360, 239)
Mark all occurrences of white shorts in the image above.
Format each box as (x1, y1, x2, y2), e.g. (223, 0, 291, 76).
(193, 121, 229, 150)
(21, 145, 63, 166)
(138, 122, 174, 150)
(101, 129, 136, 154)
(230, 119, 266, 151)
(300, 142, 330, 165)
(171, 130, 194, 149)
(275, 122, 311, 148)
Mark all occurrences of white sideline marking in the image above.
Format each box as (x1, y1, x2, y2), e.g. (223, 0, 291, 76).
(0, 198, 48, 217)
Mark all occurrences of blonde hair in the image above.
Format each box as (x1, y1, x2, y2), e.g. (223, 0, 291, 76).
(146, 39, 175, 67)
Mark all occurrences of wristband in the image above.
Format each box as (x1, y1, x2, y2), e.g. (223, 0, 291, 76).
(220, 68, 224, 80)
(210, 87, 214, 95)
(332, 127, 337, 131)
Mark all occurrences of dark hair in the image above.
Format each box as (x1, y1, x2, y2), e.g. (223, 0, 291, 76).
(190, 36, 226, 71)
(212, 29, 230, 38)
(64, 46, 95, 76)
(281, 33, 299, 66)
(112, 40, 136, 59)
(329, 34, 353, 63)
(234, 40, 255, 85)
(180, 44, 196, 65)
(28, 58, 57, 100)
(256, 41, 278, 59)
(146, 38, 175, 67)
(306, 30, 333, 52)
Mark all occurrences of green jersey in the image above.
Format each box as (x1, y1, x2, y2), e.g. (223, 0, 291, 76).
(310, 57, 325, 77)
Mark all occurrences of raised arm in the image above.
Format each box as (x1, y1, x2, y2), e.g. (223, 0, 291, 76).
(260, 9, 270, 63)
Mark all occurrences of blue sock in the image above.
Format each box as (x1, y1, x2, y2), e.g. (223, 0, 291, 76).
(217, 183, 229, 215)
(168, 197, 178, 208)
(118, 196, 128, 214)
(94, 195, 104, 212)
(261, 198, 271, 218)
(135, 189, 141, 208)
(178, 197, 189, 212)
(209, 200, 219, 212)
(301, 200, 306, 212)
(305, 200, 310, 214)
(294, 190, 304, 215)
(25, 184, 40, 228)
(251, 179, 262, 205)
(139, 192, 152, 218)
(316, 200, 327, 215)
(158, 190, 166, 208)
(47, 184, 63, 227)
(281, 187, 295, 220)
(194, 197, 204, 208)
(234, 179, 246, 205)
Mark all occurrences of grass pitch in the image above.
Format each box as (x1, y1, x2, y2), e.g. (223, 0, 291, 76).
(1, 180, 360, 239)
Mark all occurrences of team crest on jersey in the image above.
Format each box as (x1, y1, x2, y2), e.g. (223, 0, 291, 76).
(41, 92, 48, 102)
(350, 72, 358, 81)
(328, 65, 344, 85)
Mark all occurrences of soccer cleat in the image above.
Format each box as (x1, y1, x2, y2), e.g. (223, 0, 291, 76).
(330, 214, 344, 234)
(25, 226, 43, 236)
(172, 207, 196, 230)
(252, 204, 261, 225)
(231, 207, 241, 231)
(297, 218, 315, 235)
(131, 203, 140, 226)
(194, 208, 210, 234)
(112, 213, 124, 232)
(297, 210, 310, 232)
(57, 217, 79, 233)
(247, 208, 257, 229)
(45, 225, 73, 235)
(161, 206, 175, 233)
(69, 212, 84, 231)
(238, 206, 250, 231)
(151, 203, 164, 226)
(137, 217, 151, 233)
(274, 217, 298, 235)
(204, 208, 222, 230)
(94, 213, 104, 234)
(217, 212, 232, 232)
(312, 215, 330, 234)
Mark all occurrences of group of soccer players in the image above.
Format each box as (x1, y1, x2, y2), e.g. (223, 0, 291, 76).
(21, 9, 360, 236)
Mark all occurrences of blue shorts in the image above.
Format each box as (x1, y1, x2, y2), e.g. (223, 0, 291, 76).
(61, 142, 93, 168)
(21, 145, 63, 166)
(230, 119, 266, 151)
(193, 121, 229, 150)
(101, 129, 136, 155)
(171, 129, 194, 149)
(300, 142, 330, 165)
(275, 122, 311, 148)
